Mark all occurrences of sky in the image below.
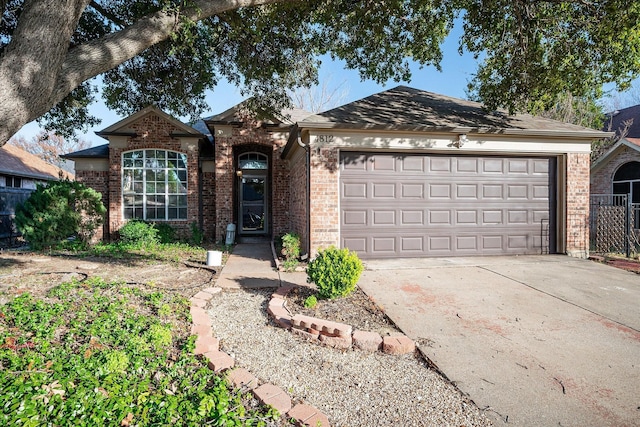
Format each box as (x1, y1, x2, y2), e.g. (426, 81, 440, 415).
(11, 18, 638, 148)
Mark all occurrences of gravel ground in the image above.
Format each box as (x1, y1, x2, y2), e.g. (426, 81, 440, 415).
(207, 288, 493, 427)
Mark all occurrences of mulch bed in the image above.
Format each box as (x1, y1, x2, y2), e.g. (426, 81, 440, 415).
(284, 285, 400, 336)
(604, 258, 640, 274)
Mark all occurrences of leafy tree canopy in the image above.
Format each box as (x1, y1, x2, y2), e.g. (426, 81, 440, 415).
(0, 0, 638, 144)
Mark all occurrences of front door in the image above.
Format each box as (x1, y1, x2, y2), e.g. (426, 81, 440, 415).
(239, 173, 267, 234)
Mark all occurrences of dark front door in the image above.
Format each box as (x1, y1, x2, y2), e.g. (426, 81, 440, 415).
(239, 173, 267, 234)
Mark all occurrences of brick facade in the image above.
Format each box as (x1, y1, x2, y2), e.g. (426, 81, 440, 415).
(212, 118, 290, 242)
(307, 146, 340, 256)
(566, 152, 591, 258)
(591, 146, 640, 195)
(105, 114, 201, 240)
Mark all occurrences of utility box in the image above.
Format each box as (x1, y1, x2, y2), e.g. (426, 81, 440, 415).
(225, 223, 236, 245)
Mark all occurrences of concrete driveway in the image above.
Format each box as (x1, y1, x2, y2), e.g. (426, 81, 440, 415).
(358, 255, 640, 427)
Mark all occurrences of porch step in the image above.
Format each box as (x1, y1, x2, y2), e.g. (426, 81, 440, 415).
(237, 236, 271, 244)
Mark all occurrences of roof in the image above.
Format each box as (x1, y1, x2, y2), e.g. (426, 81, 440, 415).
(299, 86, 610, 138)
(96, 105, 204, 139)
(604, 104, 640, 139)
(61, 144, 109, 159)
(591, 138, 640, 173)
(204, 101, 312, 126)
(0, 143, 73, 181)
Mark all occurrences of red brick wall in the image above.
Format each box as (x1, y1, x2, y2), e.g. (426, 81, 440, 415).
(75, 170, 109, 241)
(213, 118, 290, 241)
(566, 152, 590, 257)
(201, 170, 216, 242)
(287, 147, 309, 254)
(591, 146, 640, 195)
(107, 113, 201, 240)
(308, 146, 340, 256)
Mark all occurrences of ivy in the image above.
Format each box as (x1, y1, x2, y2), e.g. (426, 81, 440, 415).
(0, 280, 279, 426)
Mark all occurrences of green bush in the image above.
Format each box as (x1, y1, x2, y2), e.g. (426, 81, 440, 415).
(154, 222, 176, 244)
(190, 221, 204, 245)
(15, 179, 106, 250)
(119, 220, 159, 246)
(307, 246, 364, 299)
(280, 232, 301, 271)
(303, 294, 318, 309)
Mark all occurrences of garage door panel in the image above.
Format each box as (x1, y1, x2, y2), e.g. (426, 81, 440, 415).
(340, 153, 554, 258)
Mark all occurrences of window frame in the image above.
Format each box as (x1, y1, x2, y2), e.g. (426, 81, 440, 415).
(121, 149, 188, 221)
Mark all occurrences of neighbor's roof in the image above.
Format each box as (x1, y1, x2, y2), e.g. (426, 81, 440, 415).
(299, 86, 611, 138)
(604, 104, 640, 139)
(591, 138, 640, 173)
(0, 143, 73, 181)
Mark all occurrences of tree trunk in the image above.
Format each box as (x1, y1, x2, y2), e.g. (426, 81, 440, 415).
(0, 0, 289, 145)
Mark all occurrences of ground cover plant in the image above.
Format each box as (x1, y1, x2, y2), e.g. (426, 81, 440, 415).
(0, 277, 279, 426)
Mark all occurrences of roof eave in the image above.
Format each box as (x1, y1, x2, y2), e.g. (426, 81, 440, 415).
(297, 121, 612, 140)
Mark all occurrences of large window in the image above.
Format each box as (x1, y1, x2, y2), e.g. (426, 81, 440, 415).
(122, 150, 188, 220)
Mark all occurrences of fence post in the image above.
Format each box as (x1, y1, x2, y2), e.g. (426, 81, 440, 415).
(625, 193, 631, 258)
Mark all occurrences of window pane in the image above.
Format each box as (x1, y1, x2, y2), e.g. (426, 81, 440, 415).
(122, 150, 187, 221)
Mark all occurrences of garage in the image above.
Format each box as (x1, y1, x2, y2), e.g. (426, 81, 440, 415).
(340, 152, 556, 258)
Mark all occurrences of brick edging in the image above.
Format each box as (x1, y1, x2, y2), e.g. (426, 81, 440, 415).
(190, 288, 331, 427)
(268, 286, 416, 356)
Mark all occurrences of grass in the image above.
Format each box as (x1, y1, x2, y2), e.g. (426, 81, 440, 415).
(0, 242, 281, 426)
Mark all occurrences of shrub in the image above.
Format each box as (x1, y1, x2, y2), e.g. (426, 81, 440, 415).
(303, 294, 318, 309)
(190, 221, 204, 245)
(154, 222, 175, 244)
(307, 246, 364, 299)
(15, 179, 106, 250)
(280, 232, 301, 271)
(119, 220, 159, 246)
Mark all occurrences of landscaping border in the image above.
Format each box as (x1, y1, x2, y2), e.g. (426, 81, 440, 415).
(189, 287, 331, 427)
(267, 286, 416, 355)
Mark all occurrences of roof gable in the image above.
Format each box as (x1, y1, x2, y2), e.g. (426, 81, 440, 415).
(0, 144, 73, 181)
(591, 138, 640, 173)
(96, 106, 203, 138)
(204, 101, 311, 126)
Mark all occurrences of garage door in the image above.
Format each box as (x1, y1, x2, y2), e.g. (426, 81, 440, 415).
(340, 152, 555, 258)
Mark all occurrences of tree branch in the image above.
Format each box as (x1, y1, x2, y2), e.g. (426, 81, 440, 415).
(53, 0, 294, 116)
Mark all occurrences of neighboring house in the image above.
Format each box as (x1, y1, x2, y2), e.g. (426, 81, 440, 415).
(0, 143, 73, 238)
(592, 103, 640, 203)
(64, 86, 608, 259)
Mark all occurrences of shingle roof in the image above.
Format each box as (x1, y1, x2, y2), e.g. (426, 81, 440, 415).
(301, 86, 609, 137)
(61, 144, 109, 159)
(604, 104, 640, 139)
(0, 144, 73, 181)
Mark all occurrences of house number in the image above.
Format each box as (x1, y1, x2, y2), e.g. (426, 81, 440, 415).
(317, 134, 334, 143)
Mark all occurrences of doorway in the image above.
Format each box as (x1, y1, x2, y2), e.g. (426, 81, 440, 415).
(237, 152, 269, 235)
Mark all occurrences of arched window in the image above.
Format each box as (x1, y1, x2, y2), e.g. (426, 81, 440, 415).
(122, 150, 188, 220)
(238, 152, 268, 170)
(613, 161, 640, 204)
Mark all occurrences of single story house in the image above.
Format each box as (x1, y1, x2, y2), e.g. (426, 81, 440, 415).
(64, 86, 608, 259)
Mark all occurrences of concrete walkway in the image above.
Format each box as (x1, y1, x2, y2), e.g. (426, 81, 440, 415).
(216, 243, 307, 289)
